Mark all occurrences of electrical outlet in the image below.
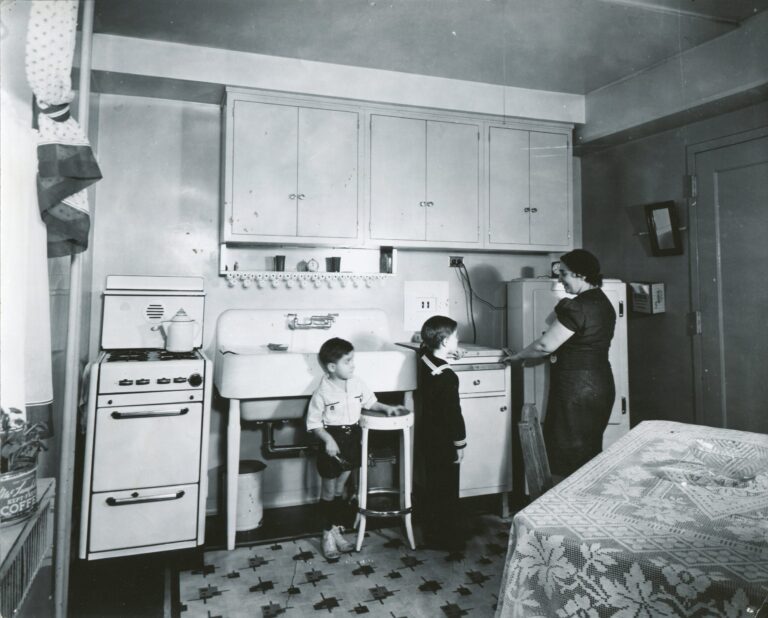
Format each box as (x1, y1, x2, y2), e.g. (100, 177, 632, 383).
(449, 256, 464, 267)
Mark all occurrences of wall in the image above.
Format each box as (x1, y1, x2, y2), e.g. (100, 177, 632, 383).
(88, 93, 554, 510)
(580, 101, 768, 426)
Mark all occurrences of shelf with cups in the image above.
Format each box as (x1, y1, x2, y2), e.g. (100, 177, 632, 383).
(219, 244, 397, 289)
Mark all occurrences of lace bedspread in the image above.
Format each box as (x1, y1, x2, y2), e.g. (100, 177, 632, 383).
(496, 421, 768, 617)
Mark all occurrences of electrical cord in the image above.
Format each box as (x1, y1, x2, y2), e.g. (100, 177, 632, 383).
(459, 263, 506, 311)
(454, 267, 476, 343)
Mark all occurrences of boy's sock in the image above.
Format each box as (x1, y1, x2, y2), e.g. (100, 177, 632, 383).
(320, 498, 335, 531)
(332, 496, 347, 529)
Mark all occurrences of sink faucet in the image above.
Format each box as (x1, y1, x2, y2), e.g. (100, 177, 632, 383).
(286, 313, 339, 330)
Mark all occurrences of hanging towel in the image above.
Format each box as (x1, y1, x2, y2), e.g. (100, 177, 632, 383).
(25, 0, 102, 257)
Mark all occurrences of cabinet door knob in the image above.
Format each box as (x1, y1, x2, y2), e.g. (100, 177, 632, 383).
(298, 193, 306, 200)
(523, 207, 531, 212)
(426, 201, 434, 207)
(500, 405, 508, 412)
(289, 193, 297, 200)
(419, 201, 426, 207)
(473, 379, 481, 386)
(530, 207, 538, 213)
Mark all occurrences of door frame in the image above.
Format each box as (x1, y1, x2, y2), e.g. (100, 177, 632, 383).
(686, 125, 768, 425)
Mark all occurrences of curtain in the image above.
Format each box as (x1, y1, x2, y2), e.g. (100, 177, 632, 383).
(25, 0, 101, 257)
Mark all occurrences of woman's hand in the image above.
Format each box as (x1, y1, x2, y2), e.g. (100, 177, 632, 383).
(386, 405, 410, 416)
(502, 347, 520, 363)
(324, 437, 340, 457)
(454, 448, 465, 464)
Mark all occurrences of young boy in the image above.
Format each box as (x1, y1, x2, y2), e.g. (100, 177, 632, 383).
(307, 337, 408, 560)
(417, 315, 467, 551)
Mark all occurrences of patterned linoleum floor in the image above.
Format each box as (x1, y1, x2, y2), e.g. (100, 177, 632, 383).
(178, 514, 511, 617)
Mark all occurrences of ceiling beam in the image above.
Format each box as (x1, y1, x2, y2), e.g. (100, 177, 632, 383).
(591, 0, 741, 25)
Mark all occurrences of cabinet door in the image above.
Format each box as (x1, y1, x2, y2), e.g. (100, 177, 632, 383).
(297, 107, 359, 239)
(369, 115, 426, 240)
(459, 395, 512, 497)
(425, 120, 480, 243)
(489, 127, 530, 245)
(230, 101, 298, 236)
(530, 131, 569, 246)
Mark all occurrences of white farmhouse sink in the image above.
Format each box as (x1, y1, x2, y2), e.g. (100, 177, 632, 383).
(214, 309, 417, 420)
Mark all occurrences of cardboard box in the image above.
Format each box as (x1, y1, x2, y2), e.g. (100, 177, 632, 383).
(630, 282, 666, 314)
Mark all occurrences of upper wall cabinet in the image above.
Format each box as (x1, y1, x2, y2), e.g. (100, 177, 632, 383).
(222, 90, 361, 245)
(487, 126, 571, 249)
(369, 114, 481, 246)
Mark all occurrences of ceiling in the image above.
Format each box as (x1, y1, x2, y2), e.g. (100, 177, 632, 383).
(91, 0, 768, 95)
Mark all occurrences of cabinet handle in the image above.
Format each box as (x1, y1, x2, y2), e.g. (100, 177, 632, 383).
(111, 408, 189, 419)
(426, 201, 434, 207)
(524, 207, 531, 212)
(473, 379, 481, 386)
(288, 193, 297, 200)
(530, 207, 538, 213)
(297, 193, 306, 200)
(106, 490, 185, 506)
(419, 201, 426, 207)
(500, 405, 508, 412)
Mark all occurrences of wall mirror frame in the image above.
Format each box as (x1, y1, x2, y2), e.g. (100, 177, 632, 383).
(645, 201, 683, 256)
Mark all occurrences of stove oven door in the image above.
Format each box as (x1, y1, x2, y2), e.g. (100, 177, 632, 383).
(91, 402, 203, 491)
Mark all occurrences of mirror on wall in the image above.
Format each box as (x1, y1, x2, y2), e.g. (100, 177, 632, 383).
(644, 201, 683, 256)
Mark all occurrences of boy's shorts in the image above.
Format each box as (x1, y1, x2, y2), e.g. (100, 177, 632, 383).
(316, 424, 362, 479)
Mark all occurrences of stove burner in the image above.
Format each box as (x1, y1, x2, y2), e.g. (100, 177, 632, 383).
(105, 349, 200, 362)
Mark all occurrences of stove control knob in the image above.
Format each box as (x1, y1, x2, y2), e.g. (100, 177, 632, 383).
(157, 378, 171, 384)
(136, 379, 150, 386)
(188, 373, 203, 387)
(118, 379, 134, 386)
(173, 377, 188, 384)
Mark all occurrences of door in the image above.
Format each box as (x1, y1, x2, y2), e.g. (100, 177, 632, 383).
(369, 115, 426, 240)
(459, 395, 512, 497)
(530, 131, 570, 246)
(425, 120, 480, 243)
(297, 107, 359, 239)
(230, 101, 297, 236)
(489, 127, 530, 245)
(692, 133, 768, 433)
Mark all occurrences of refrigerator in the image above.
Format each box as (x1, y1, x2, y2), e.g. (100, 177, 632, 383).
(507, 278, 630, 450)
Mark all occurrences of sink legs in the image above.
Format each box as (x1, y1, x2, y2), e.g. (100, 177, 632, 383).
(226, 398, 241, 550)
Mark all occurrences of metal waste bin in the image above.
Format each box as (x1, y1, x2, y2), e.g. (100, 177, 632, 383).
(236, 460, 266, 531)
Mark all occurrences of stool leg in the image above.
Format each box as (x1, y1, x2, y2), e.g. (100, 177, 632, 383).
(356, 427, 369, 551)
(226, 399, 241, 551)
(402, 425, 415, 550)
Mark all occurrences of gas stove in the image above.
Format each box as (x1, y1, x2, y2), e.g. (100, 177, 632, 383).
(79, 276, 211, 561)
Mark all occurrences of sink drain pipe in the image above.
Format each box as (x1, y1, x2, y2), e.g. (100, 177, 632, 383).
(261, 420, 313, 458)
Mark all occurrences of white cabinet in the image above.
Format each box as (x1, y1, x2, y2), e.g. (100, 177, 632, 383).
(488, 127, 571, 249)
(222, 91, 361, 244)
(506, 279, 630, 450)
(455, 363, 513, 498)
(369, 114, 481, 246)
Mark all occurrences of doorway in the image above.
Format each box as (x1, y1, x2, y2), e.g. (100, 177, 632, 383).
(688, 128, 768, 433)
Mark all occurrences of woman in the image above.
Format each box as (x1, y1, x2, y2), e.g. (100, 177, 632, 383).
(506, 249, 616, 477)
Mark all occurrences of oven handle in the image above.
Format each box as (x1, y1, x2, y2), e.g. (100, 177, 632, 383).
(106, 490, 185, 506)
(110, 407, 189, 419)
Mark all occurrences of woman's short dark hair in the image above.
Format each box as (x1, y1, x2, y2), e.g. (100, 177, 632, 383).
(420, 315, 458, 352)
(560, 249, 603, 287)
(318, 337, 354, 369)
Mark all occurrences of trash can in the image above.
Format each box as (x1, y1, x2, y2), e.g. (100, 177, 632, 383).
(236, 460, 267, 532)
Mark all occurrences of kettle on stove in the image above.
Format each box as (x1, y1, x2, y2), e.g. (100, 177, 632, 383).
(152, 308, 201, 352)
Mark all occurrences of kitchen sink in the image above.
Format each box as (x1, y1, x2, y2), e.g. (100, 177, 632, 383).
(214, 309, 417, 420)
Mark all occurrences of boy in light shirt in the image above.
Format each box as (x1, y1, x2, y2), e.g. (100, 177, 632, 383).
(307, 337, 408, 560)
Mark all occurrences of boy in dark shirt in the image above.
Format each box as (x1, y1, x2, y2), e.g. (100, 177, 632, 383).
(417, 315, 467, 550)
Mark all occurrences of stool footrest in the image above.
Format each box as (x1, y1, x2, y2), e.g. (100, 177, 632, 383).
(358, 506, 413, 518)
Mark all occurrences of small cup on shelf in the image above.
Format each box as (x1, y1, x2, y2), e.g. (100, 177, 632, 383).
(274, 255, 286, 271)
(326, 257, 341, 272)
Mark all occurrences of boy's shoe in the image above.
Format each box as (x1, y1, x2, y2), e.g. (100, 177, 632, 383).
(330, 525, 355, 553)
(322, 530, 340, 561)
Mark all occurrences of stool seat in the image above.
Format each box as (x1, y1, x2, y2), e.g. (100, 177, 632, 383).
(356, 409, 415, 551)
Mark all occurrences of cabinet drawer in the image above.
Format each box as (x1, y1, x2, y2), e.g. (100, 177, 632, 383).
(457, 369, 506, 395)
(88, 484, 198, 553)
(92, 402, 202, 491)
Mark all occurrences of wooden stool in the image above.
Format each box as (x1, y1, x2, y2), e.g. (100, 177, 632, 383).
(356, 409, 415, 551)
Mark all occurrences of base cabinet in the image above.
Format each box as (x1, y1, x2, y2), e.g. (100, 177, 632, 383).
(507, 279, 630, 450)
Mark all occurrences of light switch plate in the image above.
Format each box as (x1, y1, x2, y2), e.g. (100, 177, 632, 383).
(403, 281, 450, 331)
